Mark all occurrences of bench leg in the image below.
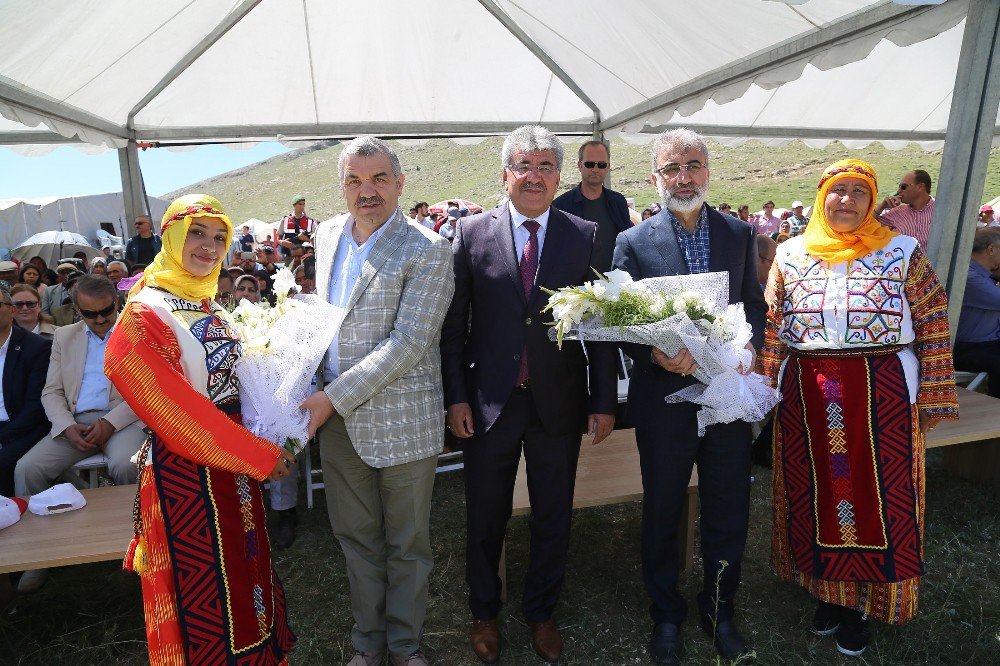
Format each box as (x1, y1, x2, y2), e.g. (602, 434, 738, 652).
(941, 438, 1000, 490)
(678, 487, 697, 573)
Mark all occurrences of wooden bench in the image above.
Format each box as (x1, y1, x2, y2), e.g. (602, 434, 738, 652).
(927, 388, 1000, 488)
(500, 428, 698, 600)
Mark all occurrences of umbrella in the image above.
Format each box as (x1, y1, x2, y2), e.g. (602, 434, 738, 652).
(13, 230, 102, 268)
(428, 199, 484, 217)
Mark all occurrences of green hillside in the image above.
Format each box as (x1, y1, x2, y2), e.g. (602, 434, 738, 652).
(164, 137, 1000, 225)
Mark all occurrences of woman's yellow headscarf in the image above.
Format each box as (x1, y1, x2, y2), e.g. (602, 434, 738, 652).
(129, 194, 233, 302)
(801, 159, 897, 263)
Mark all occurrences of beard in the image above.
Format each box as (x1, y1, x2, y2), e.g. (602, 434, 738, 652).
(657, 181, 708, 215)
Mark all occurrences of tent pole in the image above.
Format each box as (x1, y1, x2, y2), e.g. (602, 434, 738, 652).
(118, 140, 146, 233)
(927, 0, 1000, 335)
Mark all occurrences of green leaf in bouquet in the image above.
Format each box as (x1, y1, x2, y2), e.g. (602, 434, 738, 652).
(602, 290, 658, 327)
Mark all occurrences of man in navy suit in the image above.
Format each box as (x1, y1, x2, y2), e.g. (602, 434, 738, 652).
(0, 283, 52, 497)
(441, 125, 618, 664)
(613, 129, 765, 665)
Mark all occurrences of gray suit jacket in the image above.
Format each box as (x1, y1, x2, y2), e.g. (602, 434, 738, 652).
(315, 210, 455, 467)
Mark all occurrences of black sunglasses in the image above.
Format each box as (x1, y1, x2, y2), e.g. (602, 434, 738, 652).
(582, 161, 608, 169)
(78, 303, 116, 320)
(898, 183, 909, 190)
(11, 300, 39, 309)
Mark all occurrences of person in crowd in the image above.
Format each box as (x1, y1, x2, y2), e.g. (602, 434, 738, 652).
(441, 125, 617, 665)
(750, 234, 779, 468)
(612, 128, 763, 665)
(759, 159, 957, 658)
(413, 201, 435, 230)
(771, 219, 792, 240)
(294, 258, 316, 295)
(278, 194, 316, 262)
(788, 200, 809, 234)
(718, 202, 733, 217)
(40, 269, 58, 287)
(129, 263, 146, 277)
(13, 275, 145, 592)
(0, 261, 19, 285)
(736, 204, 752, 222)
(18, 264, 46, 299)
(553, 139, 633, 272)
(9, 285, 55, 338)
(89, 257, 107, 275)
(50, 271, 84, 326)
(105, 194, 296, 665)
(438, 215, 457, 241)
(287, 243, 307, 268)
(0, 283, 51, 498)
(299, 136, 453, 666)
(774, 232, 791, 245)
(28, 256, 47, 275)
(233, 274, 262, 303)
(876, 169, 935, 248)
(755, 234, 777, 290)
(642, 208, 654, 220)
(953, 226, 1000, 398)
(216, 271, 234, 309)
(755, 200, 781, 235)
(40, 263, 78, 316)
(239, 224, 255, 252)
(106, 261, 129, 290)
(978, 204, 995, 227)
(124, 214, 162, 266)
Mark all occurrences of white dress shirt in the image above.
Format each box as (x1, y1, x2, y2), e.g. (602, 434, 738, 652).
(0, 328, 11, 421)
(508, 202, 550, 271)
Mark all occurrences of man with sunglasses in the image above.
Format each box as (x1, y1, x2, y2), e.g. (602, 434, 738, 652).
(875, 169, 935, 249)
(124, 214, 162, 266)
(553, 140, 632, 272)
(13, 274, 144, 592)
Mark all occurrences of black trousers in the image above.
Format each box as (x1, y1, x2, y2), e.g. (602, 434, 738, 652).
(953, 339, 1000, 398)
(635, 401, 752, 626)
(463, 388, 582, 622)
(0, 434, 40, 497)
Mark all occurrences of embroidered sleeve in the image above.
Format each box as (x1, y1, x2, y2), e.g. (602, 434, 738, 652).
(758, 257, 789, 388)
(904, 246, 959, 420)
(105, 302, 280, 480)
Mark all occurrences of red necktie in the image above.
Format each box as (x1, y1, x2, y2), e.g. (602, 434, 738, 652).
(516, 220, 540, 386)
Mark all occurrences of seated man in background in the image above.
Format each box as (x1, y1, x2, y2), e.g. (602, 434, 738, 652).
(13, 275, 145, 592)
(0, 283, 51, 498)
(953, 227, 1000, 398)
(39, 263, 77, 316)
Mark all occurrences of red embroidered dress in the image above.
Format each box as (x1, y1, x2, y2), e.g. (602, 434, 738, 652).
(759, 235, 957, 624)
(106, 287, 295, 664)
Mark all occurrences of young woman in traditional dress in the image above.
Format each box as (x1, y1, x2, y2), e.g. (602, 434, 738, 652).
(759, 160, 958, 657)
(106, 194, 297, 665)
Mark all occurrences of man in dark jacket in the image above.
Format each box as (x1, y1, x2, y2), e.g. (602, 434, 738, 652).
(553, 139, 633, 271)
(124, 214, 162, 266)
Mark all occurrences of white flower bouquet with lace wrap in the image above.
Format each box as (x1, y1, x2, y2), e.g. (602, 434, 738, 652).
(543, 270, 777, 435)
(231, 268, 343, 455)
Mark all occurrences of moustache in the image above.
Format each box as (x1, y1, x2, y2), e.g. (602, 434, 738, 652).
(355, 195, 385, 207)
(520, 184, 546, 193)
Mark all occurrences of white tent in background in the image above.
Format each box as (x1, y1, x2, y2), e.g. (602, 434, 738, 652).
(242, 218, 279, 244)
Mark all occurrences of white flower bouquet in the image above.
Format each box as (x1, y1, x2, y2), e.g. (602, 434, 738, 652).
(543, 270, 777, 435)
(231, 268, 344, 455)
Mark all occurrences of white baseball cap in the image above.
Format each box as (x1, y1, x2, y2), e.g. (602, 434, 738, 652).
(0, 495, 28, 530)
(792, 200, 804, 208)
(28, 482, 87, 515)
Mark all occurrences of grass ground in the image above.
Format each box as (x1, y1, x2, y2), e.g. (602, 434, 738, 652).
(164, 138, 1000, 227)
(3, 449, 999, 665)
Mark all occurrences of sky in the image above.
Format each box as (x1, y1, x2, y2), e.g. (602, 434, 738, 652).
(0, 142, 290, 200)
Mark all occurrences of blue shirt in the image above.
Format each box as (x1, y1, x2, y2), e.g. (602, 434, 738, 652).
(668, 204, 711, 274)
(324, 213, 392, 380)
(76, 326, 112, 413)
(956, 259, 1000, 343)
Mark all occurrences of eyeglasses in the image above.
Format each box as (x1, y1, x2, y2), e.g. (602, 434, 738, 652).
(507, 162, 558, 175)
(582, 161, 608, 169)
(11, 300, 39, 309)
(78, 303, 116, 320)
(655, 161, 706, 178)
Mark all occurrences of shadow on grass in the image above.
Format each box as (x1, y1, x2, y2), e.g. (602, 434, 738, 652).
(2, 451, 998, 665)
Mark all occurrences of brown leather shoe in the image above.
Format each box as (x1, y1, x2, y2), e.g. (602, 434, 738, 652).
(470, 618, 500, 664)
(528, 619, 563, 664)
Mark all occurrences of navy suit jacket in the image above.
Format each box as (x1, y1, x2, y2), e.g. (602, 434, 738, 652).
(553, 184, 632, 235)
(441, 204, 618, 435)
(612, 206, 766, 429)
(0, 325, 51, 445)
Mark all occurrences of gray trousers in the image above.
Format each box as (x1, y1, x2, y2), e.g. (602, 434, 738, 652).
(14, 411, 144, 496)
(269, 460, 299, 510)
(319, 413, 437, 658)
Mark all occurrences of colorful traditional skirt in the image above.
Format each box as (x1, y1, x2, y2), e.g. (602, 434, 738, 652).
(130, 431, 296, 664)
(771, 348, 925, 625)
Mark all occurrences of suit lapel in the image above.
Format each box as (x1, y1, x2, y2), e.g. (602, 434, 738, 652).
(532, 207, 565, 306)
(649, 213, 690, 275)
(490, 205, 525, 304)
(317, 214, 348, 299)
(2, 327, 20, 406)
(68, 323, 87, 404)
(344, 210, 408, 314)
(707, 210, 733, 274)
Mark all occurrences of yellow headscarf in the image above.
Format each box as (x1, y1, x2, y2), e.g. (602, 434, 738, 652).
(129, 194, 233, 302)
(801, 158, 897, 263)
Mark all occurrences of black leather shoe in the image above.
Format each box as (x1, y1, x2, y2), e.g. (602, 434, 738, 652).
(649, 622, 681, 665)
(272, 508, 297, 549)
(699, 617, 750, 661)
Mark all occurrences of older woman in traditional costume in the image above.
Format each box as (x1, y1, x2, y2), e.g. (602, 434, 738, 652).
(759, 160, 958, 657)
(105, 194, 297, 665)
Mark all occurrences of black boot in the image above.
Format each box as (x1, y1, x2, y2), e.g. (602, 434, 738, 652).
(272, 508, 298, 549)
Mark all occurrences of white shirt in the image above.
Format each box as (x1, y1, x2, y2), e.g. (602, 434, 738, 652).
(324, 214, 392, 381)
(509, 202, 550, 269)
(0, 328, 11, 421)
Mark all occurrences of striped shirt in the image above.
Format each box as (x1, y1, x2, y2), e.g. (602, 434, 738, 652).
(878, 197, 934, 248)
(668, 204, 711, 274)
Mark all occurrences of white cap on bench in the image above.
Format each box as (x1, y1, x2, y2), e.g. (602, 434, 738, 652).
(28, 483, 87, 515)
(0, 495, 27, 529)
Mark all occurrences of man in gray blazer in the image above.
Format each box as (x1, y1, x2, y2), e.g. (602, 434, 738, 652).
(301, 136, 455, 666)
